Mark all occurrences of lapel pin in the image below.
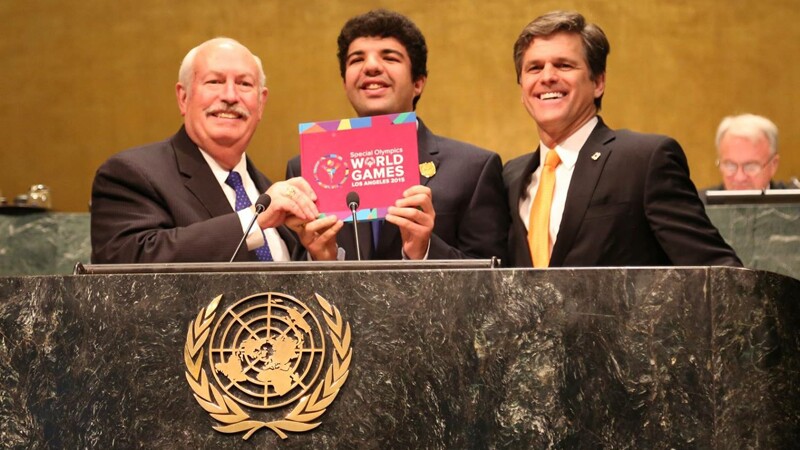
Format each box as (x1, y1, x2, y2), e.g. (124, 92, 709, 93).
(591, 152, 602, 161)
(419, 161, 436, 178)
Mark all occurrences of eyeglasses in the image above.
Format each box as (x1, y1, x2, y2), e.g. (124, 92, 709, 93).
(716, 155, 775, 176)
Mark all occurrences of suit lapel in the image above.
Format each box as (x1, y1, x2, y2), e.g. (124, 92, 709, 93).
(510, 149, 541, 267)
(172, 127, 301, 261)
(173, 126, 233, 218)
(416, 119, 440, 188)
(246, 156, 306, 260)
(549, 119, 615, 266)
(246, 157, 271, 193)
(512, 148, 541, 214)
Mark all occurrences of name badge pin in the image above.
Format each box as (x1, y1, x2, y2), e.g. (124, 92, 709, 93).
(419, 161, 436, 178)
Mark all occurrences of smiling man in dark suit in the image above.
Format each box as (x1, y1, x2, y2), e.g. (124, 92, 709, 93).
(503, 11, 741, 268)
(286, 10, 509, 263)
(91, 37, 322, 263)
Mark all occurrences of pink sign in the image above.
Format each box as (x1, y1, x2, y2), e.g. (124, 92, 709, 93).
(299, 113, 419, 221)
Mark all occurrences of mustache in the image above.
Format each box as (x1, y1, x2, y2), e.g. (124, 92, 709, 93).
(205, 104, 250, 118)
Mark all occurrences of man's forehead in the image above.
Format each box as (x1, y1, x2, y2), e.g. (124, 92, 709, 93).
(348, 36, 408, 54)
(524, 53, 581, 63)
(719, 136, 771, 161)
(527, 32, 582, 49)
(195, 45, 258, 74)
(200, 68, 258, 80)
(722, 132, 769, 147)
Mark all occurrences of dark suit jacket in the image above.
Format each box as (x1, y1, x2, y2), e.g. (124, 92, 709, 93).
(286, 118, 509, 263)
(503, 117, 742, 268)
(91, 126, 301, 263)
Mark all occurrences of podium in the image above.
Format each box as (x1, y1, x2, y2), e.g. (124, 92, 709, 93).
(1, 265, 797, 448)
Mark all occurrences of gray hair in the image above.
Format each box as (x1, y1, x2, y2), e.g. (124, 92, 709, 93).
(178, 37, 266, 93)
(715, 114, 779, 156)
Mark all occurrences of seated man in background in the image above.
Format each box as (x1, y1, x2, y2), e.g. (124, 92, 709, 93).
(286, 9, 509, 263)
(704, 113, 786, 195)
(91, 37, 320, 264)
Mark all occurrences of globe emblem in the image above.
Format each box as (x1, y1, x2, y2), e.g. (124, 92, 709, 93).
(208, 292, 325, 409)
(313, 153, 350, 189)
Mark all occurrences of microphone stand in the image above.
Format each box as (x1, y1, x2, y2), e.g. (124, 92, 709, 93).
(229, 194, 271, 263)
(346, 192, 362, 261)
(349, 203, 362, 261)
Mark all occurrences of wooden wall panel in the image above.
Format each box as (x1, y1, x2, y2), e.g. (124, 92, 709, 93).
(1, 0, 797, 211)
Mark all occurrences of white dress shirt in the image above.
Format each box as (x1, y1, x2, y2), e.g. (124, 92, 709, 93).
(199, 149, 291, 261)
(519, 117, 598, 255)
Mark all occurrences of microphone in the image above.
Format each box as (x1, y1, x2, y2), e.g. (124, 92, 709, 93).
(229, 193, 271, 263)
(346, 191, 362, 261)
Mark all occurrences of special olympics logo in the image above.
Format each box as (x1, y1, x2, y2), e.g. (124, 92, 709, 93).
(313, 154, 350, 189)
(185, 292, 352, 440)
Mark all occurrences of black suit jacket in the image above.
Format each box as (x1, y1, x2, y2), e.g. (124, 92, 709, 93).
(503, 118, 742, 268)
(286, 119, 509, 263)
(91, 126, 301, 263)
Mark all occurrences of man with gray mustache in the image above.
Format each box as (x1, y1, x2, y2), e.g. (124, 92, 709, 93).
(91, 37, 321, 263)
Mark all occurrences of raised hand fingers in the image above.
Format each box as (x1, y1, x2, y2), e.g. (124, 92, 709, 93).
(285, 177, 317, 201)
(394, 185, 433, 212)
(266, 180, 319, 222)
(385, 185, 434, 259)
(303, 215, 341, 236)
(297, 215, 343, 261)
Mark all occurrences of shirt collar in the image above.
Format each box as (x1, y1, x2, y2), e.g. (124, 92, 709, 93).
(539, 116, 599, 169)
(198, 148, 248, 185)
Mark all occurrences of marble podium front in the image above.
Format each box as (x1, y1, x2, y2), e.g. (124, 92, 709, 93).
(0, 267, 797, 448)
(0, 212, 90, 276)
(706, 204, 800, 279)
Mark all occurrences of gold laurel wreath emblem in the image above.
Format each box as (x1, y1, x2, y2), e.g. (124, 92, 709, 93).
(184, 293, 352, 440)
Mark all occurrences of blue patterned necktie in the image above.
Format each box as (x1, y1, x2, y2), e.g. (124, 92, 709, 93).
(371, 220, 382, 253)
(225, 171, 273, 261)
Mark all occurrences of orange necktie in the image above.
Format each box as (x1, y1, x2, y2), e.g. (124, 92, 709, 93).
(528, 150, 561, 267)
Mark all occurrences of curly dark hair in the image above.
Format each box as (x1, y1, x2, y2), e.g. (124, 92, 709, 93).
(337, 9, 428, 108)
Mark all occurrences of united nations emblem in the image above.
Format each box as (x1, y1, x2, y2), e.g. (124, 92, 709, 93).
(184, 292, 352, 440)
